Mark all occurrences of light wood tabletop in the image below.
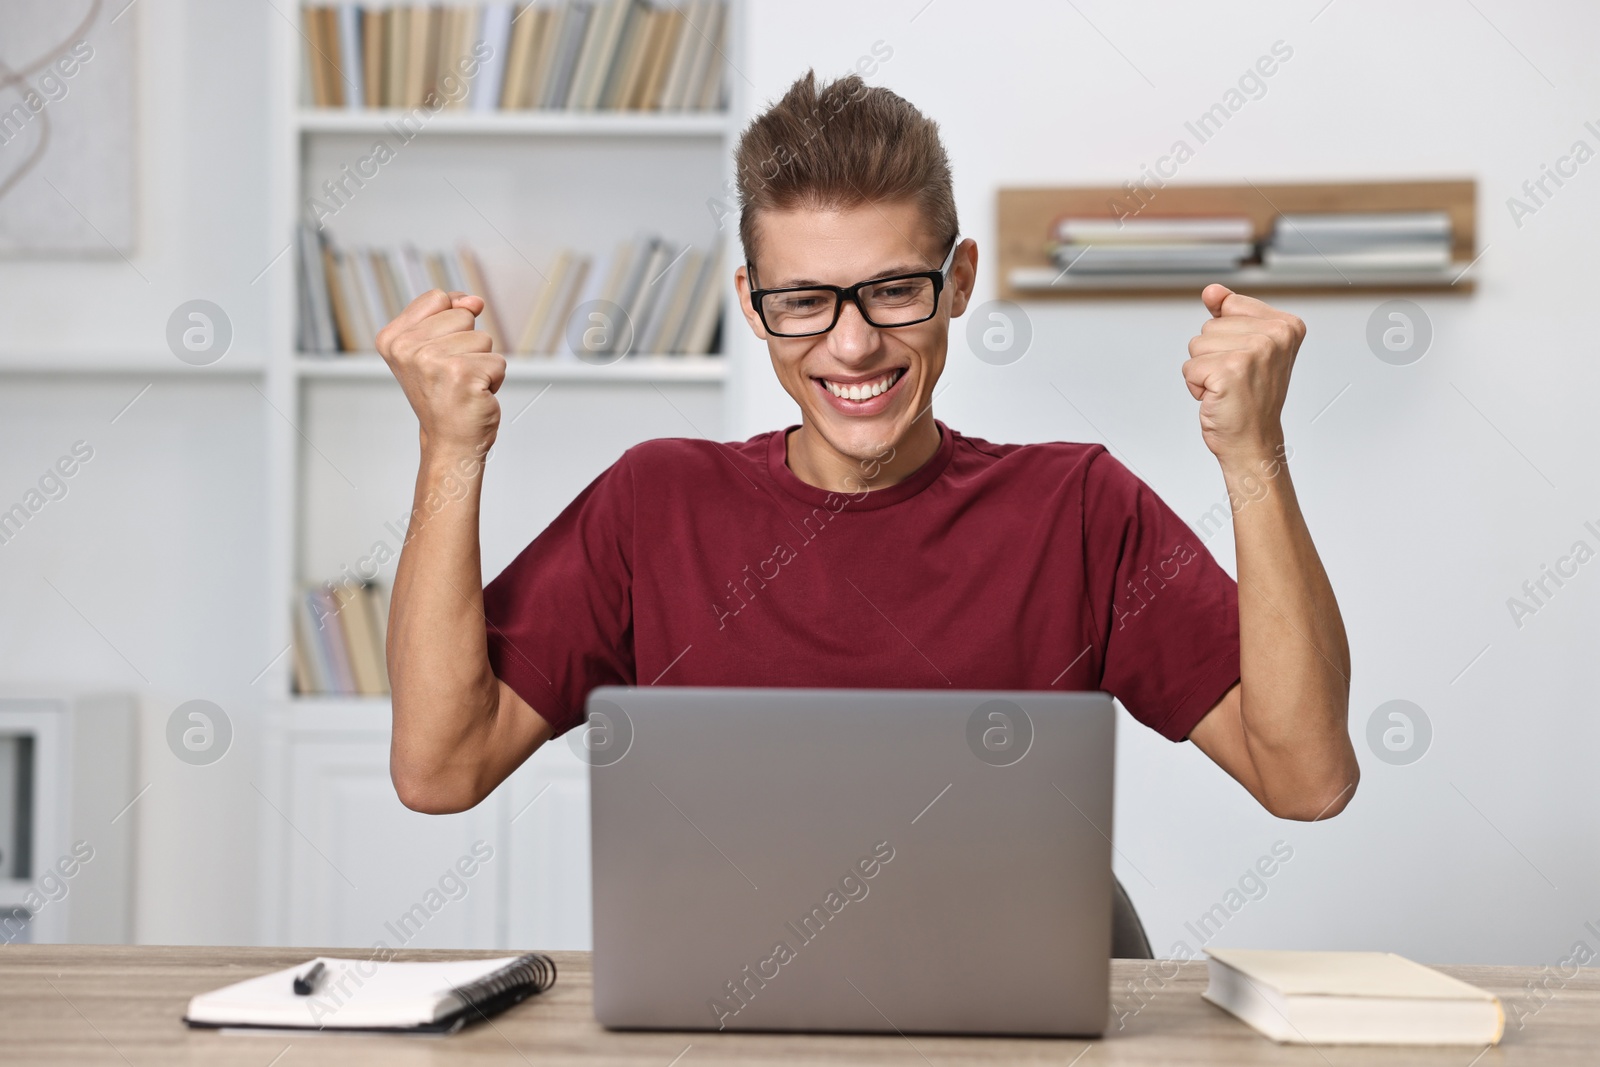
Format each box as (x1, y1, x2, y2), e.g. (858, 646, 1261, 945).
(4, 945, 1597, 1065)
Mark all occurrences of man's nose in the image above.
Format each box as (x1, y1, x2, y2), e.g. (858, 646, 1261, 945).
(828, 298, 881, 362)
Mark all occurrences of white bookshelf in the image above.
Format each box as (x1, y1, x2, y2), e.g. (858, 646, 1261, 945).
(295, 108, 728, 137)
(266, 2, 743, 704)
(258, 2, 744, 950)
(294, 353, 727, 382)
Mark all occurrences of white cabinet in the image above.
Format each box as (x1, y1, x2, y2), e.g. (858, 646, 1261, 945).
(504, 744, 592, 950)
(258, 702, 590, 951)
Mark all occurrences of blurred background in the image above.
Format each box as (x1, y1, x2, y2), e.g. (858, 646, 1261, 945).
(0, 0, 1596, 969)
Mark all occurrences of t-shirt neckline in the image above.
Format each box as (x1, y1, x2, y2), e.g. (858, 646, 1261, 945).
(766, 419, 957, 511)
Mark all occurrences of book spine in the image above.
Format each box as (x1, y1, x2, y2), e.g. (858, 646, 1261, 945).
(636, 8, 680, 111)
(519, 6, 557, 109)
(298, 225, 336, 354)
(350, 246, 391, 344)
(322, 244, 358, 352)
(294, 588, 331, 694)
(538, 255, 591, 355)
(315, 587, 358, 695)
(635, 242, 685, 353)
(598, 1, 648, 111)
(337, 5, 365, 111)
(546, 4, 594, 108)
(667, 244, 712, 353)
(385, 6, 409, 107)
(681, 243, 724, 355)
(691, 2, 727, 111)
(362, 8, 386, 107)
(658, 0, 701, 110)
(650, 246, 701, 355)
(668, 0, 710, 111)
(340, 249, 376, 350)
(305, 7, 331, 107)
(474, 3, 515, 111)
(371, 249, 406, 322)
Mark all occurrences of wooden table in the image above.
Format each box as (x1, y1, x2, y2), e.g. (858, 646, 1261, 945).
(5, 946, 1597, 1065)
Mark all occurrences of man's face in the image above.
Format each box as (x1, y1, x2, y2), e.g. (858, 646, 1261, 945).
(735, 201, 975, 466)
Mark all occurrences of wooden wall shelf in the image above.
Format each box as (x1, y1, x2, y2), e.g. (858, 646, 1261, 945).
(996, 179, 1477, 299)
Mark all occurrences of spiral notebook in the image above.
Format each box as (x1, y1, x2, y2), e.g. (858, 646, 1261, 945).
(184, 953, 557, 1035)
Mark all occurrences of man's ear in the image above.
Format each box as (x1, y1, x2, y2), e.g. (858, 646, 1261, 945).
(948, 238, 979, 318)
(733, 264, 771, 340)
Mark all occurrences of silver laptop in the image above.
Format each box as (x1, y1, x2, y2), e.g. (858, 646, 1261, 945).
(586, 686, 1116, 1036)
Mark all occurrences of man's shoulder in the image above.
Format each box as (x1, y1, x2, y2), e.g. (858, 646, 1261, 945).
(617, 432, 774, 478)
(949, 430, 1112, 478)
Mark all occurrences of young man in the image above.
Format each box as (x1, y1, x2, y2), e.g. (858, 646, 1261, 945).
(375, 72, 1358, 822)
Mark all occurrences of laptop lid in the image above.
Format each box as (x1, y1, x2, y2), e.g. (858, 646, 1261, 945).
(586, 687, 1116, 1036)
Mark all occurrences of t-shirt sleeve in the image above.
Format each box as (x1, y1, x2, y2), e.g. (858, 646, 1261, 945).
(482, 451, 636, 738)
(1081, 448, 1240, 741)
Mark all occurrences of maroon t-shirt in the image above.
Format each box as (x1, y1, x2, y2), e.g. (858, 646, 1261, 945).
(483, 420, 1240, 742)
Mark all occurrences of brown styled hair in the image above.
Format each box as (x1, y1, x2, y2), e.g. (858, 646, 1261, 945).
(735, 70, 958, 274)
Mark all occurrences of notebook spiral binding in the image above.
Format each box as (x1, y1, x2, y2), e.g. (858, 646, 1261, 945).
(446, 952, 558, 1020)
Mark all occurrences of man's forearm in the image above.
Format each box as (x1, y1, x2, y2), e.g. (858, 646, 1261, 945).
(387, 445, 498, 807)
(1224, 445, 1358, 816)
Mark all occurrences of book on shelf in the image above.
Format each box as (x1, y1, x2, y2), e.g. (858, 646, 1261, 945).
(1261, 245, 1453, 271)
(297, 224, 724, 358)
(1042, 210, 1458, 278)
(1052, 242, 1255, 273)
(471, 4, 515, 110)
(301, 2, 728, 113)
(1269, 211, 1452, 247)
(1052, 216, 1255, 244)
(539, 3, 595, 109)
(296, 225, 338, 353)
(1263, 211, 1454, 273)
(1049, 215, 1257, 274)
(293, 580, 391, 697)
(336, 6, 364, 107)
(569, 0, 634, 111)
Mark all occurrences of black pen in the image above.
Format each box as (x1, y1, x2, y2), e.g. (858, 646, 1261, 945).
(293, 960, 326, 996)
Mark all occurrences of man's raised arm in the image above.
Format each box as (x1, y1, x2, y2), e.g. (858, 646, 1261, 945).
(1182, 284, 1360, 821)
(376, 289, 553, 814)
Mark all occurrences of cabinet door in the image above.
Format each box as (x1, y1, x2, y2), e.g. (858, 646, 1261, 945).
(502, 741, 591, 950)
(279, 729, 505, 950)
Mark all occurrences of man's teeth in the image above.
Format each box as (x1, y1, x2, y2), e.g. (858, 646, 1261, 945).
(825, 370, 901, 400)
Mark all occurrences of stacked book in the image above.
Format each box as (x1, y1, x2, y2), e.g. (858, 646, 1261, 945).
(293, 582, 390, 696)
(1262, 211, 1453, 272)
(1050, 216, 1256, 274)
(297, 226, 497, 352)
(514, 237, 723, 358)
(302, 1, 728, 112)
(297, 225, 723, 357)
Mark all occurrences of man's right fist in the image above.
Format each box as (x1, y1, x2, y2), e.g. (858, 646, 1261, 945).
(376, 289, 508, 457)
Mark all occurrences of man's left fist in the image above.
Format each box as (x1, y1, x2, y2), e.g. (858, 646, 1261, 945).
(1183, 283, 1304, 464)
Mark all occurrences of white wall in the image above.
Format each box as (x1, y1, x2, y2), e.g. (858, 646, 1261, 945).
(733, 0, 1600, 966)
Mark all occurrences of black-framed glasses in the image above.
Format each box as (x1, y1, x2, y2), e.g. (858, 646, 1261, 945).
(747, 237, 959, 338)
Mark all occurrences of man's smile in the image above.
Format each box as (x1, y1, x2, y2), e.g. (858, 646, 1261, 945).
(814, 367, 909, 414)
